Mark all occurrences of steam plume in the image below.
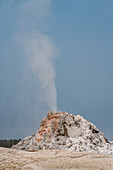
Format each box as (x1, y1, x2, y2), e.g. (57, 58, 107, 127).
(16, 0, 57, 112)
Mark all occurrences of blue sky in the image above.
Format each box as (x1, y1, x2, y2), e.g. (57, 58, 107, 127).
(0, 0, 113, 140)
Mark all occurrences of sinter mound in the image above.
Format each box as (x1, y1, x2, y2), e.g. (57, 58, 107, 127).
(12, 111, 113, 155)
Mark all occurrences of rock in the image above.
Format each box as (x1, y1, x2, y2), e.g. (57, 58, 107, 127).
(12, 111, 113, 155)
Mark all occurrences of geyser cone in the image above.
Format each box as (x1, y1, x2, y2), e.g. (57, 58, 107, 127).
(12, 111, 113, 155)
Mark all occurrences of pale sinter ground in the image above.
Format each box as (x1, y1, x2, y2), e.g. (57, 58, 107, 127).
(0, 147, 113, 170)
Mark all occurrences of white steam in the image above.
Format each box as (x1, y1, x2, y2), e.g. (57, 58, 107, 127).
(16, 0, 57, 112)
(19, 33, 57, 112)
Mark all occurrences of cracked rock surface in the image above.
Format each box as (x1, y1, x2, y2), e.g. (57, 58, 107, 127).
(12, 111, 113, 155)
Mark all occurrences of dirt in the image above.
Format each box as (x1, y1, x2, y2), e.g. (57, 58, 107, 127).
(0, 147, 113, 170)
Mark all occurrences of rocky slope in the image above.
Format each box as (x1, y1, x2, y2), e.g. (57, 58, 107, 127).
(12, 111, 113, 155)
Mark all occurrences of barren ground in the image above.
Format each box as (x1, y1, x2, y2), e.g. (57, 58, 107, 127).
(0, 147, 113, 170)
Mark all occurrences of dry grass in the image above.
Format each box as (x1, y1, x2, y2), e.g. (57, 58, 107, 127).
(0, 147, 113, 170)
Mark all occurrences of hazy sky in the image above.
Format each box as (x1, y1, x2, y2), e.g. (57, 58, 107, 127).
(0, 0, 113, 140)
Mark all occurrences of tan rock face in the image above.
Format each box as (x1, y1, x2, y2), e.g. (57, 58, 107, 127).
(12, 111, 113, 155)
(37, 111, 64, 142)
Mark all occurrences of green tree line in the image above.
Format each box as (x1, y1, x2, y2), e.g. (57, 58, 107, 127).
(0, 139, 21, 148)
